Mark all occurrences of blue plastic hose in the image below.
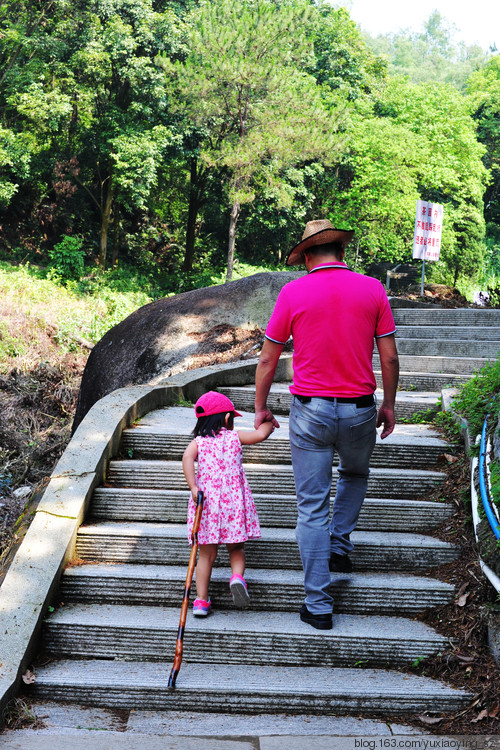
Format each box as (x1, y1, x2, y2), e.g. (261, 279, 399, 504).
(479, 415, 500, 540)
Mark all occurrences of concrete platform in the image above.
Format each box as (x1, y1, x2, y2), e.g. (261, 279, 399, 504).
(5, 733, 499, 750)
(0, 703, 425, 741)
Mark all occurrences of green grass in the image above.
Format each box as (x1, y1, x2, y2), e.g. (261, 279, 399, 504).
(0, 258, 283, 371)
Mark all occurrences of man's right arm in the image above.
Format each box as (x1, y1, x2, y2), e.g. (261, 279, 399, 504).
(254, 338, 283, 428)
(375, 333, 399, 439)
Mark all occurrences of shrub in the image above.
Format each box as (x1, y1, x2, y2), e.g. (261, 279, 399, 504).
(48, 235, 86, 282)
(451, 357, 500, 440)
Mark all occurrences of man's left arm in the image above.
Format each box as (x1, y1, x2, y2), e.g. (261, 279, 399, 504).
(254, 338, 283, 429)
(375, 333, 399, 439)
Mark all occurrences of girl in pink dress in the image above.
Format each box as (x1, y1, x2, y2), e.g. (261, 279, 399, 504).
(182, 390, 274, 616)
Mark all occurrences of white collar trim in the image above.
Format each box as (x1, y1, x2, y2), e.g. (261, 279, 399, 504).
(308, 263, 349, 274)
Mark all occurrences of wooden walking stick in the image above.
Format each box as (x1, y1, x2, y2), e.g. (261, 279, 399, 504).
(168, 490, 204, 689)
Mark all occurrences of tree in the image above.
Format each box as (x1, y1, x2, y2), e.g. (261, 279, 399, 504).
(0, 126, 31, 207)
(467, 55, 500, 229)
(367, 11, 491, 91)
(380, 78, 488, 283)
(59, 0, 183, 267)
(312, 75, 488, 282)
(306, 3, 388, 100)
(0, 0, 185, 267)
(165, 0, 344, 280)
(324, 114, 423, 264)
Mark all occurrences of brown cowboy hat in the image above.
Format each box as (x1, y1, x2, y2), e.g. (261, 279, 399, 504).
(286, 219, 355, 266)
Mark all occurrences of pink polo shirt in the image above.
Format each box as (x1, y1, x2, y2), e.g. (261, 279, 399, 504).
(265, 263, 396, 397)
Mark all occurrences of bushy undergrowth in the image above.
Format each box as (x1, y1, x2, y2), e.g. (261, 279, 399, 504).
(0, 259, 283, 360)
(0, 262, 154, 359)
(443, 358, 500, 530)
(449, 358, 500, 440)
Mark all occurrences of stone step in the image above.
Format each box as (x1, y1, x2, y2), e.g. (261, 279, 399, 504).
(91, 489, 453, 531)
(105, 461, 445, 499)
(395, 339, 499, 358)
(395, 325, 500, 341)
(28, 660, 471, 715)
(61, 564, 455, 615)
(75, 523, 459, 571)
(377, 371, 470, 390)
(391, 308, 500, 326)
(42, 604, 448, 669)
(124, 410, 448, 468)
(373, 353, 487, 374)
(216, 386, 439, 420)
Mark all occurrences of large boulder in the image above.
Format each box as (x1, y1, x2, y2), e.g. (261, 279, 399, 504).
(72, 271, 302, 430)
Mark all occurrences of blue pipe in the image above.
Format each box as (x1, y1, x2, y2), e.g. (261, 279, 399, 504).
(479, 416, 500, 540)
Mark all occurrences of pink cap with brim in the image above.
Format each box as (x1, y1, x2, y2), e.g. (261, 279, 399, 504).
(194, 391, 242, 418)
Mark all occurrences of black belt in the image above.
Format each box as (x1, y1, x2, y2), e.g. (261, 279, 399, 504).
(296, 394, 375, 407)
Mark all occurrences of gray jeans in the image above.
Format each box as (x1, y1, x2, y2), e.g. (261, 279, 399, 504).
(289, 395, 377, 614)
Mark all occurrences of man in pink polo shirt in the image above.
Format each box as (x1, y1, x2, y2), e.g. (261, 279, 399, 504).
(254, 219, 399, 630)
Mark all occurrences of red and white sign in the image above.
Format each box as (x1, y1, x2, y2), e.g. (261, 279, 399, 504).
(412, 200, 443, 261)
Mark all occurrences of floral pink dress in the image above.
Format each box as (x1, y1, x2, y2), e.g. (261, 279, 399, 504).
(187, 429, 261, 545)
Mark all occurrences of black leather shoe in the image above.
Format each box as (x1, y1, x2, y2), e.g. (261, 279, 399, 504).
(329, 552, 353, 573)
(300, 604, 333, 630)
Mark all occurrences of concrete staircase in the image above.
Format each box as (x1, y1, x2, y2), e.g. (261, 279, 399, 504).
(26, 306, 500, 722)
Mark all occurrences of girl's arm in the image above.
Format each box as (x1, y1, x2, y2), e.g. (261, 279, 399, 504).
(237, 421, 275, 446)
(182, 439, 199, 497)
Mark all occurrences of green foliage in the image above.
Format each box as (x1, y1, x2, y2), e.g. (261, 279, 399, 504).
(324, 75, 488, 278)
(467, 55, 500, 230)
(48, 235, 86, 282)
(0, 321, 26, 359)
(490, 459, 500, 510)
(0, 256, 283, 359)
(434, 409, 463, 443)
(0, 0, 185, 268)
(307, 3, 387, 99)
(166, 0, 345, 276)
(450, 358, 500, 439)
(405, 407, 439, 425)
(367, 11, 491, 91)
(0, 0, 496, 287)
(412, 655, 426, 668)
(0, 261, 154, 353)
(173, 393, 193, 408)
(0, 125, 31, 206)
(327, 113, 422, 264)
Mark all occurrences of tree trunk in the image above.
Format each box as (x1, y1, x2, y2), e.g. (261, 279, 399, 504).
(226, 200, 240, 282)
(98, 180, 113, 269)
(184, 158, 202, 273)
(111, 206, 120, 268)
